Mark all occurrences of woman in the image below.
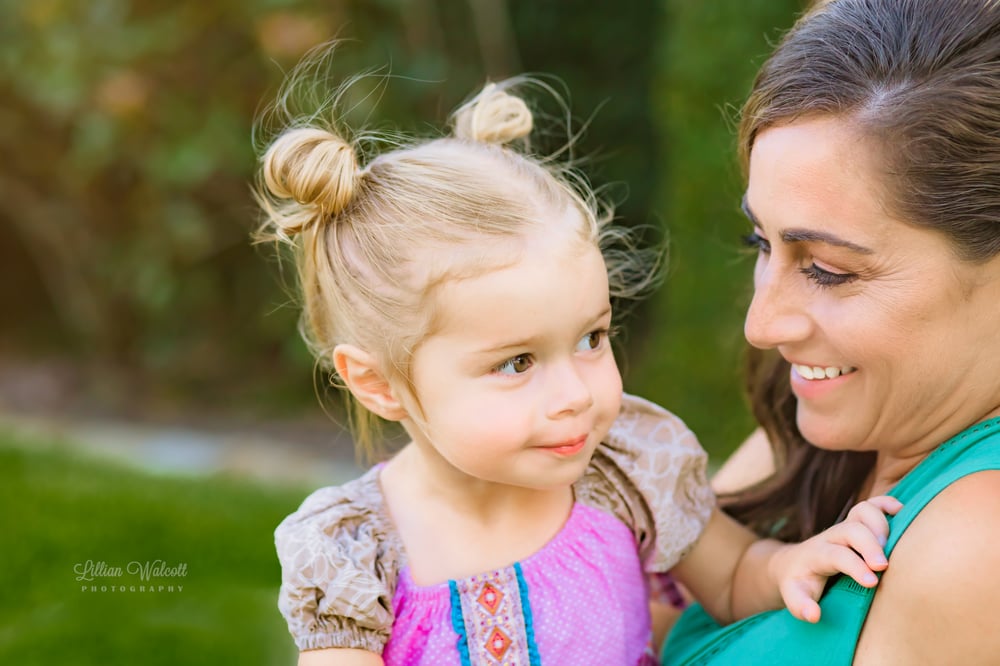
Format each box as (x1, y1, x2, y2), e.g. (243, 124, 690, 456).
(663, 0, 1000, 663)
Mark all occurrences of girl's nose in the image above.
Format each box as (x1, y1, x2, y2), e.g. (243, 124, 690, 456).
(546, 361, 594, 418)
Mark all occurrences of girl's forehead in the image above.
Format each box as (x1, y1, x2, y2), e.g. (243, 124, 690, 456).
(422, 238, 611, 347)
(415, 206, 595, 279)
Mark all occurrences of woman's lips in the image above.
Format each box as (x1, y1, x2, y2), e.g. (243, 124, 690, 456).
(789, 363, 856, 401)
(790, 363, 857, 380)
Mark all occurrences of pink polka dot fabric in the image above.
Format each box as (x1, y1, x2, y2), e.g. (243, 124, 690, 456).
(382, 503, 658, 665)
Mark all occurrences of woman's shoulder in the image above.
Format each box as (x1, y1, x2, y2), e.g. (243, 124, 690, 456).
(856, 469, 1000, 664)
(881, 468, 1000, 595)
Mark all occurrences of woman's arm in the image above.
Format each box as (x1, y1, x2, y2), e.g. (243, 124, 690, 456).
(298, 648, 384, 665)
(711, 427, 775, 495)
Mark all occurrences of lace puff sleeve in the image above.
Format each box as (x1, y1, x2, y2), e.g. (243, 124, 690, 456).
(275, 470, 402, 653)
(576, 392, 715, 573)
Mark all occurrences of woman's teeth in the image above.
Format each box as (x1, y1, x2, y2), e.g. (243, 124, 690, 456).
(793, 364, 856, 380)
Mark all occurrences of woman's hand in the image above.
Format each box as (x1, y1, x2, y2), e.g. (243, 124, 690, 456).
(770, 495, 902, 623)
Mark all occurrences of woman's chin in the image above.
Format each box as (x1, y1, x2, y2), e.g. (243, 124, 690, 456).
(796, 411, 857, 451)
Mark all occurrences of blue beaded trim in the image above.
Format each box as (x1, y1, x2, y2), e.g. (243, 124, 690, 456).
(514, 562, 541, 666)
(448, 579, 472, 666)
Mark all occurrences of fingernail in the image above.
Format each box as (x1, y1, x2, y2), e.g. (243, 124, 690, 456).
(863, 573, 878, 585)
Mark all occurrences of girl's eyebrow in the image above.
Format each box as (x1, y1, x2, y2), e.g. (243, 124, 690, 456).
(472, 305, 613, 356)
(741, 194, 875, 255)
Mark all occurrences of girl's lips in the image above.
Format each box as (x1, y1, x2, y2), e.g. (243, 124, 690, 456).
(540, 435, 587, 455)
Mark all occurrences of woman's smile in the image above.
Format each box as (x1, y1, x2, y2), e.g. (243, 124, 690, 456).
(788, 363, 857, 402)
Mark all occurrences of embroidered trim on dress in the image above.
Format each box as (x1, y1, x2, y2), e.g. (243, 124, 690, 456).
(452, 566, 534, 664)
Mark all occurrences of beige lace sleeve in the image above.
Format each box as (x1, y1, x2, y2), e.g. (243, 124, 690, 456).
(575, 392, 715, 572)
(274, 468, 402, 652)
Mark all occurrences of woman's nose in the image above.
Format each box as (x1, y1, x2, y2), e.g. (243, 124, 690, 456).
(744, 264, 813, 349)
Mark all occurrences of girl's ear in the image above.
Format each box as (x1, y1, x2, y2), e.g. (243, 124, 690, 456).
(332, 344, 408, 421)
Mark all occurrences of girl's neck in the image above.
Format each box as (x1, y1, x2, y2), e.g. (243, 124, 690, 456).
(384, 442, 573, 523)
(379, 443, 575, 585)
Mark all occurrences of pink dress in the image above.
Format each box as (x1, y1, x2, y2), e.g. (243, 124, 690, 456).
(275, 394, 714, 665)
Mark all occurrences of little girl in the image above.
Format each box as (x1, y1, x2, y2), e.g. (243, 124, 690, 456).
(257, 65, 898, 666)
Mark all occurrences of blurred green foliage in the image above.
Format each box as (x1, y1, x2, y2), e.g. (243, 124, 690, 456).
(0, 0, 804, 457)
(634, 0, 807, 458)
(0, 430, 307, 664)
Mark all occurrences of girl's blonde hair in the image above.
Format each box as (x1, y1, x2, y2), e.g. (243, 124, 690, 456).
(254, 58, 661, 460)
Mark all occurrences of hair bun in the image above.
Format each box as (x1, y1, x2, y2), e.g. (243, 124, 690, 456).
(453, 82, 533, 145)
(262, 127, 358, 223)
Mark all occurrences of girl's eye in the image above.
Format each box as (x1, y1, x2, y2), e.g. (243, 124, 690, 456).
(799, 265, 858, 287)
(576, 330, 605, 352)
(742, 231, 771, 254)
(494, 354, 533, 375)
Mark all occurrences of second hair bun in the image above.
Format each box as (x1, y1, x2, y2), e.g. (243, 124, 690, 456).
(453, 83, 533, 145)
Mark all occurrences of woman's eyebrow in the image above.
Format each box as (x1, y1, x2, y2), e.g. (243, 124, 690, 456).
(741, 194, 874, 254)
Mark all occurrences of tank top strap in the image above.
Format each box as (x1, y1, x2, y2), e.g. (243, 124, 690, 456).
(883, 416, 1000, 556)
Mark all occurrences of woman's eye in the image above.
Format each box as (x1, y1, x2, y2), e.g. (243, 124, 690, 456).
(576, 330, 605, 352)
(800, 265, 857, 287)
(742, 231, 771, 254)
(494, 354, 533, 375)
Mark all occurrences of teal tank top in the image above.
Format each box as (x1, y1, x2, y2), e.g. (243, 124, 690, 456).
(663, 416, 1000, 665)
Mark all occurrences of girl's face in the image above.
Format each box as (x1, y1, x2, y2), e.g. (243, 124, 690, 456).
(743, 116, 1000, 458)
(403, 212, 623, 492)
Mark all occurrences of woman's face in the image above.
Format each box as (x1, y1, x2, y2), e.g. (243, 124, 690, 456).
(743, 116, 1000, 456)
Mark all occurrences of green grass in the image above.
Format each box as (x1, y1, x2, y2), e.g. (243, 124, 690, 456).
(0, 429, 310, 665)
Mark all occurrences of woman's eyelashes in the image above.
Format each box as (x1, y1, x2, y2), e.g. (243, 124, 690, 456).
(741, 231, 857, 287)
(799, 264, 858, 286)
(491, 329, 610, 376)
